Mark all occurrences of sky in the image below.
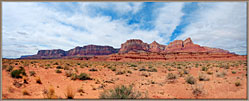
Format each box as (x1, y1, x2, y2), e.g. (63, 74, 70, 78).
(2, 2, 247, 58)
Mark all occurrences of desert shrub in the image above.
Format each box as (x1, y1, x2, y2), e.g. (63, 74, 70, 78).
(71, 73, 78, 80)
(2, 65, 8, 70)
(235, 81, 241, 86)
(232, 71, 236, 74)
(89, 68, 98, 72)
(77, 63, 81, 65)
(22, 89, 30, 96)
(64, 86, 75, 99)
(11, 68, 26, 78)
(183, 69, 189, 74)
(56, 69, 62, 73)
(7, 66, 14, 72)
(78, 73, 91, 80)
(53, 62, 59, 65)
(100, 85, 142, 99)
(130, 64, 137, 67)
(64, 66, 70, 70)
(116, 70, 126, 75)
(207, 71, 213, 75)
(148, 68, 157, 72)
(127, 70, 132, 74)
(108, 66, 116, 71)
(192, 84, 204, 97)
(29, 71, 36, 76)
(168, 68, 174, 71)
(56, 66, 63, 69)
(65, 70, 73, 77)
(198, 74, 209, 81)
(216, 71, 227, 77)
(185, 75, 196, 85)
(167, 73, 176, 80)
(195, 64, 199, 68)
(139, 68, 147, 71)
(74, 68, 78, 73)
(36, 76, 42, 84)
(141, 72, 150, 77)
(201, 67, 208, 71)
(43, 86, 57, 99)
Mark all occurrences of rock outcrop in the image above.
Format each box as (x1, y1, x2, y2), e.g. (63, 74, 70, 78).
(67, 45, 119, 56)
(119, 39, 150, 53)
(21, 45, 119, 59)
(20, 37, 243, 61)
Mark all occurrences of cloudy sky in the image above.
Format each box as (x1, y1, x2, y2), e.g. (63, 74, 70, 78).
(2, 2, 247, 58)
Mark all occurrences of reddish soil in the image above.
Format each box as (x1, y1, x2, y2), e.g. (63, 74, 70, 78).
(2, 59, 247, 99)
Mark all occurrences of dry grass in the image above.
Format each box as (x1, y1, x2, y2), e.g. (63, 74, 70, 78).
(43, 85, 57, 99)
(64, 85, 75, 99)
(22, 89, 30, 96)
(35, 76, 42, 84)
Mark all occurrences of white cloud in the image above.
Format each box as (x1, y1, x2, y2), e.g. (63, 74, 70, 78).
(2, 2, 168, 58)
(154, 2, 184, 43)
(176, 2, 247, 55)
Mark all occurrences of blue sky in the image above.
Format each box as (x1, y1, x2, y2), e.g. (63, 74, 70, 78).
(2, 2, 247, 58)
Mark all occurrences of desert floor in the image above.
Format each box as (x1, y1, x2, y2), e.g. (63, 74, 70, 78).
(2, 59, 247, 99)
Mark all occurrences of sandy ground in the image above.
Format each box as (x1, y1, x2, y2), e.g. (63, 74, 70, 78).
(1, 59, 247, 99)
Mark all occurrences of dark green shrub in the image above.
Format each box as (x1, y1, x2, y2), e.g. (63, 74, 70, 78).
(56, 66, 63, 69)
(54, 62, 59, 65)
(201, 67, 208, 71)
(11, 69, 26, 78)
(139, 68, 147, 71)
(89, 68, 98, 72)
(100, 85, 141, 99)
(77, 73, 91, 80)
(56, 69, 62, 73)
(232, 71, 236, 74)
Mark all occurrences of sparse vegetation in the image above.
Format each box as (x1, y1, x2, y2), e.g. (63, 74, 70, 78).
(100, 85, 142, 99)
(78, 73, 91, 80)
(64, 86, 75, 99)
(36, 76, 42, 84)
(185, 75, 196, 84)
(43, 86, 57, 99)
(55, 69, 62, 73)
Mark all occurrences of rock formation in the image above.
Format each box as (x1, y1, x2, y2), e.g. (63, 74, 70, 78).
(20, 37, 244, 61)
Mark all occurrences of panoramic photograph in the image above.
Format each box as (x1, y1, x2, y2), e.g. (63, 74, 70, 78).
(2, 2, 247, 99)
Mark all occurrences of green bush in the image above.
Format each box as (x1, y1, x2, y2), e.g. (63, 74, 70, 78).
(77, 73, 91, 80)
(201, 67, 208, 71)
(56, 69, 62, 73)
(130, 64, 137, 67)
(232, 71, 236, 74)
(100, 85, 141, 99)
(167, 73, 177, 80)
(11, 69, 26, 78)
(56, 66, 63, 69)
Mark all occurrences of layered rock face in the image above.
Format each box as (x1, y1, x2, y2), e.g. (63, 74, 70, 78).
(20, 37, 243, 61)
(67, 45, 119, 56)
(22, 45, 119, 59)
(119, 39, 150, 53)
(118, 38, 229, 54)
